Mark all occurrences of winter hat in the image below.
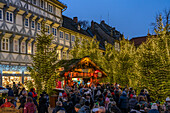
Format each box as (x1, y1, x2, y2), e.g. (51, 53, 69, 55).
(151, 103, 158, 110)
(166, 97, 170, 102)
(75, 104, 81, 109)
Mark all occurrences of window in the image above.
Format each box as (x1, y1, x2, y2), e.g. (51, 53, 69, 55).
(13, 39, 19, 52)
(62, 51, 67, 59)
(33, 44, 37, 54)
(0, 9, 3, 20)
(21, 41, 26, 53)
(46, 25, 50, 34)
(60, 31, 63, 39)
(71, 35, 75, 42)
(31, 21, 35, 29)
(6, 12, 13, 23)
(40, 0, 44, 8)
(52, 28, 57, 36)
(48, 4, 53, 13)
(57, 50, 61, 60)
(55, 28, 57, 36)
(25, 18, 29, 27)
(65, 34, 69, 40)
(27, 42, 32, 54)
(33, 0, 36, 5)
(1, 38, 9, 51)
(37, 23, 41, 31)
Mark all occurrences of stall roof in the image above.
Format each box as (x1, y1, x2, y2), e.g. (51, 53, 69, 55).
(57, 56, 107, 77)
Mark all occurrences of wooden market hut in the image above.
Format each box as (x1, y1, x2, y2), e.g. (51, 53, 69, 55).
(57, 56, 107, 86)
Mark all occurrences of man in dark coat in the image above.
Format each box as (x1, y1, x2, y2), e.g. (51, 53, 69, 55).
(118, 92, 129, 113)
(129, 95, 138, 111)
(52, 101, 65, 113)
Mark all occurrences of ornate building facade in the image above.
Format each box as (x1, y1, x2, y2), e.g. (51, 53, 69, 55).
(0, 0, 122, 87)
(0, 0, 67, 86)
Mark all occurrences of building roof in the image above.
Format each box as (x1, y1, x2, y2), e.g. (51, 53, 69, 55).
(130, 36, 148, 47)
(130, 34, 157, 47)
(57, 56, 107, 77)
(87, 20, 122, 49)
(62, 15, 92, 37)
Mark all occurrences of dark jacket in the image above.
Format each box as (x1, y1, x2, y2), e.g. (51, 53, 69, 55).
(108, 104, 122, 113)
(118, 93, 129, 109)
(63, 101, 74, 113)
(38, 96, 48, 113)
(52, 106, 65, 113)
(7, 88, 14, 97)
(148, 109, 159, 113)
(129, 98, 138, 110)
(79, 105, 90, 113)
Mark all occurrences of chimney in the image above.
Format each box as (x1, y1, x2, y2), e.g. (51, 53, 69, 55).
(101, 20, 105, 24)
(111, 27, 115, 37)
(73, 17, 78, 23)
(91, 20, 94, 30)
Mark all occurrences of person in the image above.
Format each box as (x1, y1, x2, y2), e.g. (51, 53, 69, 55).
(129, 95, 138, 111)
(92, 102, 100, 113)
(24, 97, 36, 113)
(43, 91, 50, 111)
(12, 82, 18, 97)
(138, 96, 147, 112)
(164, 103, 170, 113)
(130, 104, 141, 113)
(6, 85, 14, 97)
(118, 92, 129, 113)
(63, 98, 74, 113)
(138, 90, 147, 102)
(28, 88, 38, 108)
(38, 93, 48, 113)
(0, 99, 15, 108)
(79, 101, 91, 113)
(52, 101, 65, 113)
(18, 87, 27, 110)
(98, 106, 106, 113)
(148, 103, 159, 113)
(108, 100, 122, 113)
(74, 104, 81, 113)
(164, 97, 170, 112)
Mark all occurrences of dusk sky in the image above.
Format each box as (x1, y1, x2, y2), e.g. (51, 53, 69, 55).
(60, 0, 170, 39)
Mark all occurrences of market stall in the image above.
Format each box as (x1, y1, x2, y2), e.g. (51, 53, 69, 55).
(57, 56, 107, 87)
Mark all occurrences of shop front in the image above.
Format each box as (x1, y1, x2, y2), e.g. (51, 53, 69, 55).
(0, 64, 31, 87)
(57, 56, 107, 87)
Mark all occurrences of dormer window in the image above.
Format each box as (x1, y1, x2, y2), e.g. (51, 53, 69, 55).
(78, 25, 81, 30)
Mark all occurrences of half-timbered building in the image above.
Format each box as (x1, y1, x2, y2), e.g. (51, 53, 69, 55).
(0, 0, 67, 86)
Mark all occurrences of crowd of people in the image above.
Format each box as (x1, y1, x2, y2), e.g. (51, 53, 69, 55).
(0, 82, 170, 113)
